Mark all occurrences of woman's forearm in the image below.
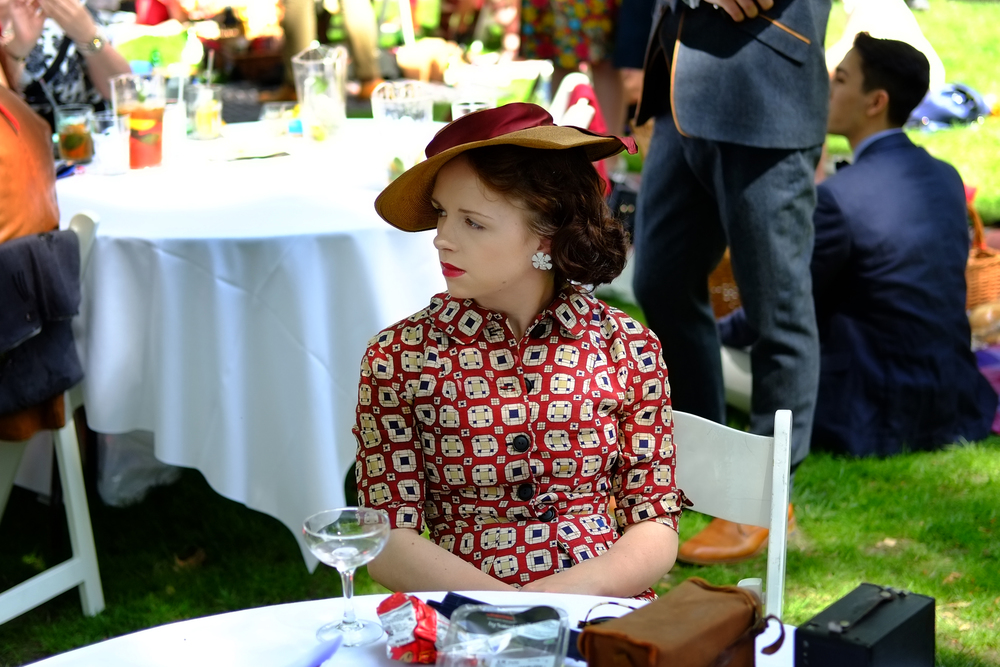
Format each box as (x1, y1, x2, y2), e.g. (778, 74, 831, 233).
(82, 46, 131, 100)
(4, 57, 24, 90)
(520, 521, 679, 597)
(368, 528, 515, 593)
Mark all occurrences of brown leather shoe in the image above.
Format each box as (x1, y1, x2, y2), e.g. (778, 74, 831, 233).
(677, 504, 795, 565)
(357, 78, 385, 101)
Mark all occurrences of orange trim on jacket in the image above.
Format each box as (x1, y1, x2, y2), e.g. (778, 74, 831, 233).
(669, 12, 689, 138)
(760, 15, 811, 44)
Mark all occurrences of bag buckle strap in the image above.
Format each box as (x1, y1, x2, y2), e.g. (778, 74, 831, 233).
(710, 613, 784, 666)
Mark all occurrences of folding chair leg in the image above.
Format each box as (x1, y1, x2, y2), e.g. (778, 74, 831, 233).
(53, 419, 105, 616)
(0, 441, 29, 519)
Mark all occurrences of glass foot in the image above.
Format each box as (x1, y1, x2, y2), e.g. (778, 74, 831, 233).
(316, 619, 384, 647)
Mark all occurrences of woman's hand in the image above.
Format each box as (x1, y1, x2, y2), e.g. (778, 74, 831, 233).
(36, 0, 97, 45)
(709, 0, 774, 22)
(2, 0, 46, 59)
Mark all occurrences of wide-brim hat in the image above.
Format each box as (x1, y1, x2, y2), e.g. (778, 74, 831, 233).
(374, 102, 638, 232)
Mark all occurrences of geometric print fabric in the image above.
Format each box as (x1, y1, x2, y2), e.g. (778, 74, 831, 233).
(354, 284, 681, 589)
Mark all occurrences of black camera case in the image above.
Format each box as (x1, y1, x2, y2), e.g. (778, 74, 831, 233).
(795, 583, 935, 667)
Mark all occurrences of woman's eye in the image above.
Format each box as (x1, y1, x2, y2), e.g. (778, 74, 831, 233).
(434, 208, 446, 218)
(465, 218, 483, 230)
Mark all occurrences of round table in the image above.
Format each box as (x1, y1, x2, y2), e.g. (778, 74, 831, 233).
(25, 590, 795, 666)
(53, 120, 446, 568)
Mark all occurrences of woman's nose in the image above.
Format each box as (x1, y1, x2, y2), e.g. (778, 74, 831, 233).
(433, 218, 454, 251)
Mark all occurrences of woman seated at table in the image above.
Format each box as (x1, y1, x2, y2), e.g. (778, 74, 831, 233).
(353, 103, 682, 598)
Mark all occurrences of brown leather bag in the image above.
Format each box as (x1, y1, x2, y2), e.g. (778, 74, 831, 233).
(0, 82, 60, 245)
(578, 577, 783, 667)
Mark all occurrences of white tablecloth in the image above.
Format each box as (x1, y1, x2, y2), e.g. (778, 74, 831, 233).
(53, 121, 445, 567)
(27, 591, 796, 666)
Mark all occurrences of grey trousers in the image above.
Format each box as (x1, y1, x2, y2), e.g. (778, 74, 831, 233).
(282, 0, 380, 83)
(632, 116, 821, 468)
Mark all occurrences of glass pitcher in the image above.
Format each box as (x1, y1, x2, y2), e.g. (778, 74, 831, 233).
(291, 44, 348, 140)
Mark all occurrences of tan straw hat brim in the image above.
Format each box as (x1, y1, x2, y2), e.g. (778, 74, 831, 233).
(375, 125, 631, 232)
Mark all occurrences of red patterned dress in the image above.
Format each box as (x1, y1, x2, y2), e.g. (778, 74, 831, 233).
(353, 284, 681, 591)
(519, 0, 620, 70)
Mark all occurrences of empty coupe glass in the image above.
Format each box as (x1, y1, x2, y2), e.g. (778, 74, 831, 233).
(303, 507, 391, 646)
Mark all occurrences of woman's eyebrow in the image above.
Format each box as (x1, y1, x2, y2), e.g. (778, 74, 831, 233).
(459, 208, 494, 220)
(430, 198, 495, 221)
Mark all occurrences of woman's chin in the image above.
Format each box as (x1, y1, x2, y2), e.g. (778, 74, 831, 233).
(445, 284, 475, 300)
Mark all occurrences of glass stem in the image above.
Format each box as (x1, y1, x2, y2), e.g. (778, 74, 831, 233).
(339, 567, 357, 626)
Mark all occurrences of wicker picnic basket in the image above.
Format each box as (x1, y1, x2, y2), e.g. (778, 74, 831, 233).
(966, 200, 1000, 310)
(709, 249, 742, 317)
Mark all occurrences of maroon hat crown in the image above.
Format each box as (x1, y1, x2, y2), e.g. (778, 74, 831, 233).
(427, 103, 555, 157)
(425, 102, 634, 158)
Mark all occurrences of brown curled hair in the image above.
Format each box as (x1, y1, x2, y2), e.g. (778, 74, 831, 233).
(462, 144, 629, 286)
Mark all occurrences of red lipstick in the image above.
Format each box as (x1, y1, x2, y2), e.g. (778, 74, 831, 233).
(441, 262, 466, 278)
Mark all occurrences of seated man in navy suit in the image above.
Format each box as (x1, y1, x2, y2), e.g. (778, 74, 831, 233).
(720, 32, 997, 457)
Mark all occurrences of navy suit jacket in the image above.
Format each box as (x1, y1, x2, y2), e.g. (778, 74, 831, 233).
(636, 0, 831, 149)
(721, 132, 997, 455)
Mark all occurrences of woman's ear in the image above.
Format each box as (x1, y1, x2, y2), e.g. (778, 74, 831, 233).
(537, 237, 552, 255)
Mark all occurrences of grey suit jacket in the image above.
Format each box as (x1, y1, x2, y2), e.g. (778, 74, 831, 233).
(636, 0, 831, 149)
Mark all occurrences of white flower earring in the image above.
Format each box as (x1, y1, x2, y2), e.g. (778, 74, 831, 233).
(531, 251, 553, 271)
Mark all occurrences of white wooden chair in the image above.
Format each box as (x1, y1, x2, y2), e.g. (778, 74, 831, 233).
(0, 212, 105, 625)
(672, 409, 792, 619)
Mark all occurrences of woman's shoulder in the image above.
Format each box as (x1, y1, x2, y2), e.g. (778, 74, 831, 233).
(586, 293, 657, 345)
(363, 292, 449, 354)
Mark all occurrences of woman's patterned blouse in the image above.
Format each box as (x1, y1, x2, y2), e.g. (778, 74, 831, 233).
(353, 284, 681, 588)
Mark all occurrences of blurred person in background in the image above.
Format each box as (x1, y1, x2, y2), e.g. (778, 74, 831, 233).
(520, 0, 625, 135)
(720, 34, 997, 457)
(1, 45, 87, 440)
(612, 0, 652, 115)
(1, 43, 59, 244)
(631, 0, 830, 565)
(0, 0, 131, 128)
(264, 0, 381, 102)
(135, 0, 189, 24)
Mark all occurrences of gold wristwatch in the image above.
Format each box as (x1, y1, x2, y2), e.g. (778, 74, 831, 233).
(76, 31, 108, 55)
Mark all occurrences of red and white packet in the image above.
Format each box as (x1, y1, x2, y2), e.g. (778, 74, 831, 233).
(376, 593, 450, 664)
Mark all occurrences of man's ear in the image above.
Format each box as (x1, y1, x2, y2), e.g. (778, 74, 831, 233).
(866, 89, 890, 119)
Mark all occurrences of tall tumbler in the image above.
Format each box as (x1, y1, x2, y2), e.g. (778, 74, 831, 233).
(110, 73, 166, 169)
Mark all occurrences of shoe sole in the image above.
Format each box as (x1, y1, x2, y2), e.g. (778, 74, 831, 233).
(676, 538, 769, 565)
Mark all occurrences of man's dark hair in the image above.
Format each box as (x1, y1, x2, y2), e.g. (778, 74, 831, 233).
(852, 32, 931, 126)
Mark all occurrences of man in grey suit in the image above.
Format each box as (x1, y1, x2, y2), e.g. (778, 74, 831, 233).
(632, 0, 831, 563)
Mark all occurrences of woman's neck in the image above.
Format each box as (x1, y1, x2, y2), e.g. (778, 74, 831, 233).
(475, 277, 558, 341)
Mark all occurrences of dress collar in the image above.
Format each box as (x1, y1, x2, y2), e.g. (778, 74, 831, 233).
(427, 284, 595, 344)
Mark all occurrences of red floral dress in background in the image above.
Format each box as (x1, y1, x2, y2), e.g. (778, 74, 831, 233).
(353, 285, 681, 591)
(519, 0, 619, 70)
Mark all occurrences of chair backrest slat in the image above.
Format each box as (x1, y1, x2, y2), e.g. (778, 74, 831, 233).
(671, 409, 792, 619)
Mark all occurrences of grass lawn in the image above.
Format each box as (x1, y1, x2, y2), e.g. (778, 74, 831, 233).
(2, 427, 998, 666)
(826, 0, 1000, 222)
